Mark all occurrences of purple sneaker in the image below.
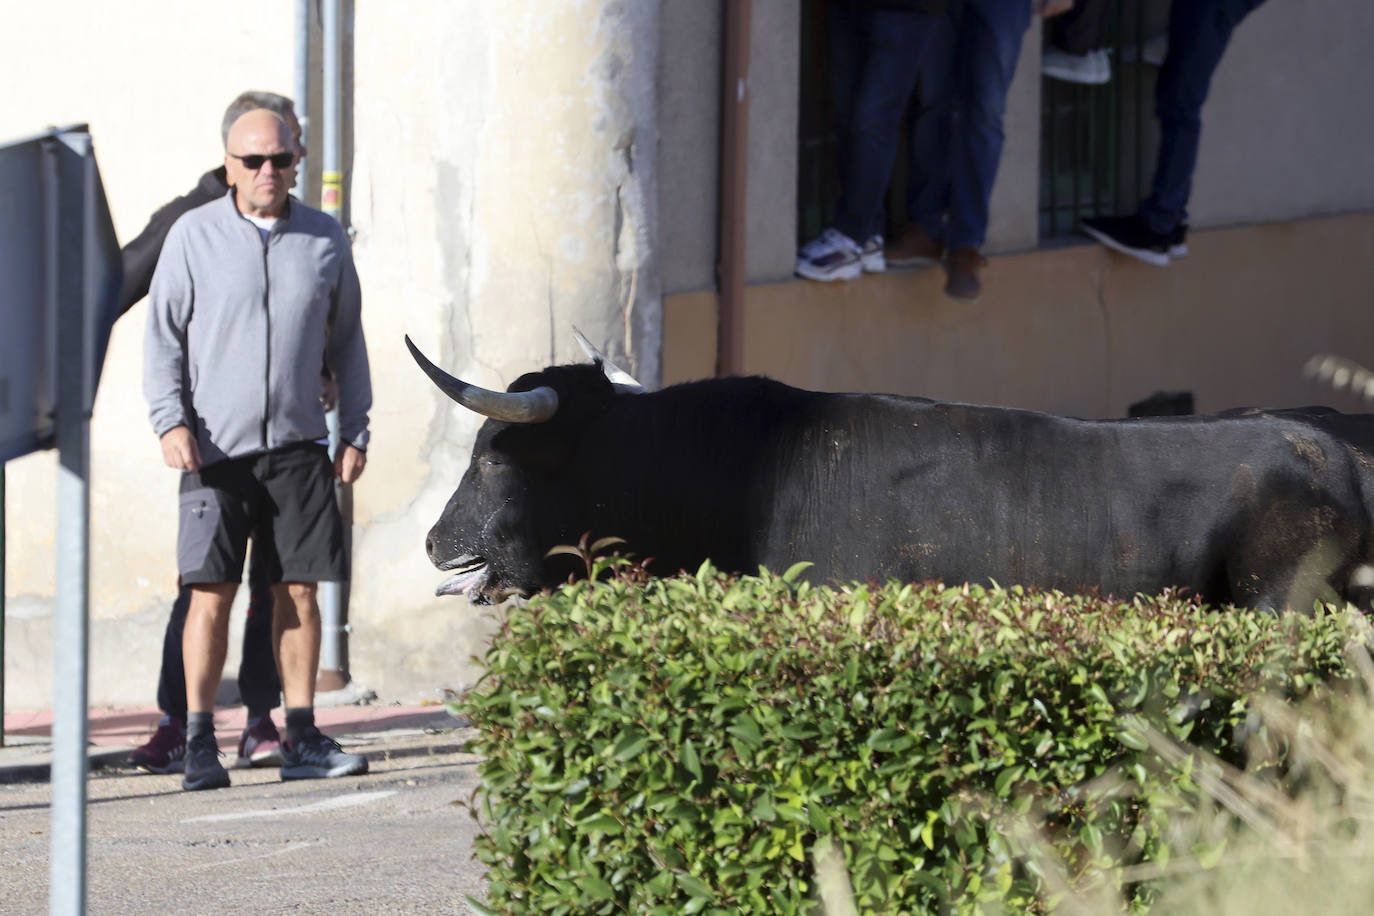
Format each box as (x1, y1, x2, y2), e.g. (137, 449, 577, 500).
(236, 716, 284, 769)
(129, 716, 187, 774)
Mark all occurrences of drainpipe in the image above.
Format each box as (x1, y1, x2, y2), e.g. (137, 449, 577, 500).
(317, 0, 350, 693)
(294, 0, 311, 203)
(716, 0, 751, 377)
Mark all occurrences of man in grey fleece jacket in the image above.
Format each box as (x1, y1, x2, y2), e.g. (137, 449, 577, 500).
(143, 108, 372, 791)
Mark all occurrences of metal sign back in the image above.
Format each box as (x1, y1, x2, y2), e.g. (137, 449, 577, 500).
(0, 124, 121, 463)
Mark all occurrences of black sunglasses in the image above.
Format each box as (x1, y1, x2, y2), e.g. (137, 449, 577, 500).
(229, 151, 295, 170)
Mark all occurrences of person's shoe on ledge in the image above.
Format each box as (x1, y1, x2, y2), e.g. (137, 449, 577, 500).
(885, 224, 945, 270)
(859, 234, 886, 274)
(1080, 214, 1173, 266)
(1168, 223, 1189, 258)
(796, 227, 863, 282)
(1042, 45, 1111, 85)
(130, 715, 187, 774)
(944, 247, 988, 303)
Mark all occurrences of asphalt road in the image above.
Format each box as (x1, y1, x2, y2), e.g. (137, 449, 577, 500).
(0, 729, 489, 914)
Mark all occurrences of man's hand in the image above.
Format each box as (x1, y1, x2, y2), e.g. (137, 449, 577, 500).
(335, 443, 367, 484)
(159, 426, 201, 471)
(1036, 0, 1074, 16)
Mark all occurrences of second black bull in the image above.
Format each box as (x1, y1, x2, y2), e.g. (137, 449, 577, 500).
(408, 337, 1374, 612)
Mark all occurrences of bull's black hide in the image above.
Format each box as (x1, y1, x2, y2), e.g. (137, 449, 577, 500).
(417, 353, 1374, 613)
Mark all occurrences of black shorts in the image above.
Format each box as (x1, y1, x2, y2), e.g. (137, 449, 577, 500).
(177, 442, 346, 585)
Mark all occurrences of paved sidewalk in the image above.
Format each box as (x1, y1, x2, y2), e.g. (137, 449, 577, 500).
(1, 700, 466, 782)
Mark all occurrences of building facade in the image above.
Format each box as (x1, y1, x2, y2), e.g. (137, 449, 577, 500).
(3, 0, 1372, 708)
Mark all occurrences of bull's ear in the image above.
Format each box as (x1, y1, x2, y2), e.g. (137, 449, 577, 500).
(573, 327, 645, 393)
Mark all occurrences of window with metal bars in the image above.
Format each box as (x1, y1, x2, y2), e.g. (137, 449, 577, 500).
(1039, 2, 1168, 240)
(797, 2, 1171, 249)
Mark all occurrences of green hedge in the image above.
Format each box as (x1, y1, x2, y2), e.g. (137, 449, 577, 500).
(457, 561, 1362, 915)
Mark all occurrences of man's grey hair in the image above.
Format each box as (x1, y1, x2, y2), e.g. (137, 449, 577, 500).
(221, 90, 295, 147)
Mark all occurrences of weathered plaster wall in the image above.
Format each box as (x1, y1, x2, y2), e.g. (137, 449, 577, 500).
(346, 0, 664, 701)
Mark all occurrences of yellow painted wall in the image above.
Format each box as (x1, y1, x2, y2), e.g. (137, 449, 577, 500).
(665, 214, 1374, 419)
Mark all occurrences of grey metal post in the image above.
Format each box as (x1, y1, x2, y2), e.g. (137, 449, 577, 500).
(47, 131, 91, 916)
(295, 0, 311, 203)
(317, 0, 349, 691)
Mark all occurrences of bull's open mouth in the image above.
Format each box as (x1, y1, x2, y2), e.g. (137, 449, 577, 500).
(436, 554, 490, 597)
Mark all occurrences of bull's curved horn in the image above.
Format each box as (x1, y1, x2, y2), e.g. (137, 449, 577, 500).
(405, 335, 559, 423)
(572, 326, 645, 393)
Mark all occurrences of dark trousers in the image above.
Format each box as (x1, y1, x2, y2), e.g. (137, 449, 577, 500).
(1139, 0, 1268, 234)
(826, 1, 942, 244)
(156, 546, 281, 720)
(907, 0, 1031, 249)
(1048, 0, 1111, 55)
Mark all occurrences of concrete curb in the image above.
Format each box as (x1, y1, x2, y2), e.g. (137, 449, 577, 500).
(0, 705, 469, 784)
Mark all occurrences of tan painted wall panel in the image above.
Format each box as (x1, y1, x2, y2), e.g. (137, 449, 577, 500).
(665, 214, 1374, 418)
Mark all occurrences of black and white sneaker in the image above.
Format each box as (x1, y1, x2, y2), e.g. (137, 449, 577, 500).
(796, 228, 863, 281)
(182, 732, 231, 792)
(1080, 214, 1172, 267)
(1168, 223, 1188, 258)
(280, 728, 369, 780)
(859, 234, 886, 273)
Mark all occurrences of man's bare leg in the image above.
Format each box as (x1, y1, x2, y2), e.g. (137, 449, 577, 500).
(183, 583, 238, 713)
(272, 580, 367, 778)
(272, 581, 321, 709)
(181, 582, 237, 790)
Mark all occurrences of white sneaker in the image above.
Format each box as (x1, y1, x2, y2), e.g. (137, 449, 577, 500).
(1042, 46, 1110, 85)
(796, 228, 862, 282)
(860, 235, 885, 273)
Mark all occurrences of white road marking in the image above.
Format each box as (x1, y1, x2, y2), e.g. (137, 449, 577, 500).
(188, 840, 317, 870)
(182, 790, 397, 823)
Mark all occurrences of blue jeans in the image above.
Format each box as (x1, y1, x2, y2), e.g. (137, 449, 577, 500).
(1139, 0, 1268, 234)
(827, 2, 941, 243)
(908, 0, 1030, 250)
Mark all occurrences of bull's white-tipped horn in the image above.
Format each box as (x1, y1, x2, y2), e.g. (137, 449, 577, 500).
(405, 335, 559, 423)
(572, 326, 645, 393)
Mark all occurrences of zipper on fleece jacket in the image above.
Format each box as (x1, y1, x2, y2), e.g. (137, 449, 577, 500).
(260, 232, 271, 451)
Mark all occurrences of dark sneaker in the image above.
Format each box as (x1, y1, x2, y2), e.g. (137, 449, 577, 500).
(796, 228, 862, 282)
(1168, 223, 1188, 258)
(1080, 214, 1172, 266)
(130, 716, 186, 774)
(182, 733, 231, 791)
(235, 716, 284, 769)
(944, 247, 987, 303)
(280, 729, 369, 780)
(859, 234, 885, 273)
(885, 224, 945, 270)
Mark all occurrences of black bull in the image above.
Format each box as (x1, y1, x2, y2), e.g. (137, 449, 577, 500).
(408, 339, 1374, 612)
